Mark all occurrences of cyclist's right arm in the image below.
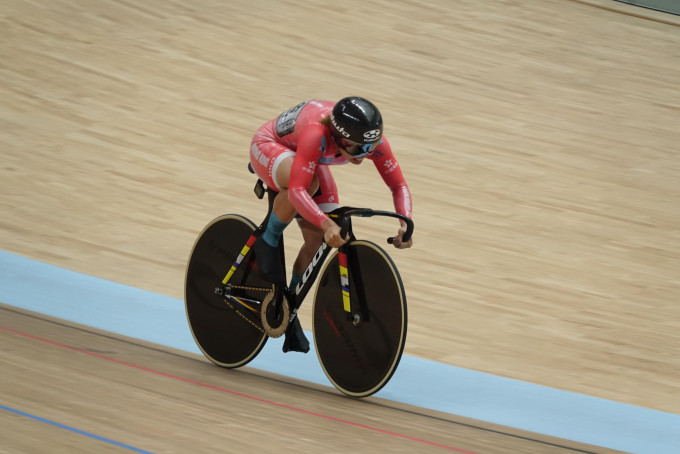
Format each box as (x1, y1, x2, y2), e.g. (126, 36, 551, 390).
(288, 124, 330, 227)
(287, 125, 345, 247)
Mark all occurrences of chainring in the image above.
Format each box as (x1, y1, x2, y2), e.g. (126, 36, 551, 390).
(260, 287, 290, 338)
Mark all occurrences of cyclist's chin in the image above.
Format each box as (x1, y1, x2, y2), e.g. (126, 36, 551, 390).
(339, 148, 365, 164)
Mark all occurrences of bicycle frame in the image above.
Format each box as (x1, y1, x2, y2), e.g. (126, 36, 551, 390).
(217, 177, 414, 328)
(219, 207, 412, 322)
(215, 214, 333, 324)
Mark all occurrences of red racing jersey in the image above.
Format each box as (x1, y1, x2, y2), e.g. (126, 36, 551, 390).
(262, 100, 412, 228)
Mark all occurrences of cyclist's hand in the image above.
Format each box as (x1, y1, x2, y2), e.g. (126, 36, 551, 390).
(391, 222, 413, 249)
(322, 218, 348, 248)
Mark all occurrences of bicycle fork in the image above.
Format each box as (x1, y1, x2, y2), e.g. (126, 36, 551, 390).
(337, 248, 364, 327)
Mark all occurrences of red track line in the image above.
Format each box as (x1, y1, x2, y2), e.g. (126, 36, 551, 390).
(1, 325, 479, 453)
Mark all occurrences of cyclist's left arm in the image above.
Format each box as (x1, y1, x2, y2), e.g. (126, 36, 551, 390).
(369, 137, 413, 248)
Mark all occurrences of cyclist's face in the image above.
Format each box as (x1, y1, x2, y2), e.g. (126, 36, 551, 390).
(333, 136, 371, 163)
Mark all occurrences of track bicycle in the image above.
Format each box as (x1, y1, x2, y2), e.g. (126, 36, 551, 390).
(184, 169, 414, 397)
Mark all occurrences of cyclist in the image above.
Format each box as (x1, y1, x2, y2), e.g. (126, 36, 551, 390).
(249, 97, 413, 353)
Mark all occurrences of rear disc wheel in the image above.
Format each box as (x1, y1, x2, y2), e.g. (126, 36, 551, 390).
(185, 214, 268, 368)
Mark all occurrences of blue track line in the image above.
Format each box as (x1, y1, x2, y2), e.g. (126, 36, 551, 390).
(1, 250, 679, 454)
(0, 404, 155, 454)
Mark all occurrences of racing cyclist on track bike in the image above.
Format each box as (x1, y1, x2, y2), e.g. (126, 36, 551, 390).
(248, 97, 414, 354)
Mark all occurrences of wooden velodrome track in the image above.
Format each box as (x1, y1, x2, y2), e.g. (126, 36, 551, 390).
(1, 0, 679, 452)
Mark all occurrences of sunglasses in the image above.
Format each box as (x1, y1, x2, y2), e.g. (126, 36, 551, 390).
(335, 137, 376, 158)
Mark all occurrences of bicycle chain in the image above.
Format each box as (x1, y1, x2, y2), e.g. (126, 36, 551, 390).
(220, 283, 276, 334)
(228, 284, 271, 293)
(223, 298, 265, 333)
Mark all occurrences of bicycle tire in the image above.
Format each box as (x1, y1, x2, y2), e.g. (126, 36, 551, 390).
(185, 214, 268, 368)
(312, 240, 407, 397)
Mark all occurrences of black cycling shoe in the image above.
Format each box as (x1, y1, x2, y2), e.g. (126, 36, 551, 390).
(282, 317, 310, 354)
(253, 237, 286, 286)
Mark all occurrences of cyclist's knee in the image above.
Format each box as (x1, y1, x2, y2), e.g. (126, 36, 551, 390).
(297, 218, 324, 243)
(273, 155, 294, 189)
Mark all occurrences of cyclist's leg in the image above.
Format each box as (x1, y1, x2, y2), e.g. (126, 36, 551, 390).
(291, 219, 323, 286)
(249, 138, 295, 284)
(251, 143, 321, 245)
(283, 167, 339, 354)
(291, 165, 339, 280)
(250, 138, 295, 234)
(275, 182, 325, 354)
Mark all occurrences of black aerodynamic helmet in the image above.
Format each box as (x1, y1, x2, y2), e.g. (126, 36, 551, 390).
(330, 97, 383, 151)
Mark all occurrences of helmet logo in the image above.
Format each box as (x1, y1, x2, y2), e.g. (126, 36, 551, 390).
(363, 129, 381, 141)
(330, 114, 351, 138)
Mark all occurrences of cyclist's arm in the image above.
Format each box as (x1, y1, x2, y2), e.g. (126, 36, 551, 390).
(288, 124, 329, 228)
(370, 137, 413, 219)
